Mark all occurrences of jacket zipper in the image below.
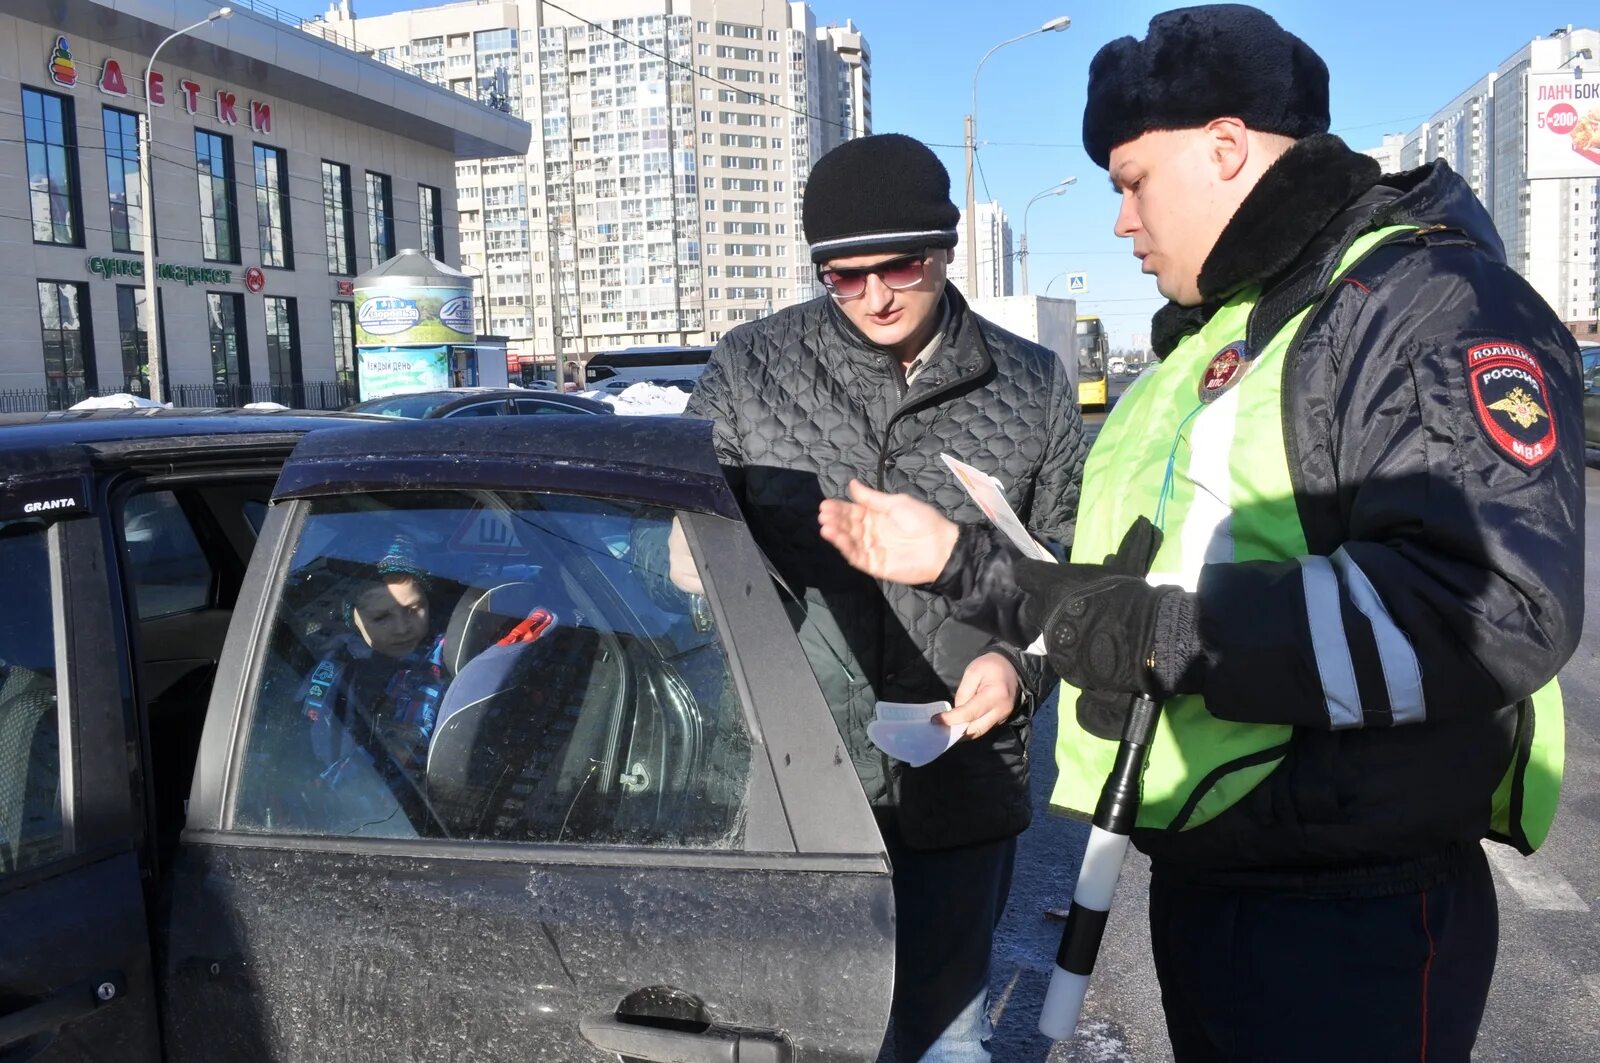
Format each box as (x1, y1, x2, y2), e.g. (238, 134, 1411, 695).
(875, 354, 989, 488)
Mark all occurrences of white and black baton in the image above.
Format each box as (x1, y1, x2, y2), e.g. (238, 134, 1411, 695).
(1038, 691, 1161, 1041)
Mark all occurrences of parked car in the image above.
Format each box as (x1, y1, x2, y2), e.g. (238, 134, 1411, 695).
(0, 411, 891, 1062)
(343, 387, 613, 419)
(1582, 345, 1600, 447)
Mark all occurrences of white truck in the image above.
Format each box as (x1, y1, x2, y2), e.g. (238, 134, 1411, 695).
(967, 295, 1080, 391)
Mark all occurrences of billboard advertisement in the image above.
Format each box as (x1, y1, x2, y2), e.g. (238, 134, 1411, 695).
(354, 286, 474, 346)
(357, 346, 452, 400)
(1526, 71, 1600, 180)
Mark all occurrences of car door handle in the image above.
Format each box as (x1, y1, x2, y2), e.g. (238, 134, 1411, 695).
(578, 1013, 792, 1063)
(0, 972, 125, 1048)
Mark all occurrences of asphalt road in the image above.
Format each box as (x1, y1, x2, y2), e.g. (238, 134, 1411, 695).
(970, 391, 1600, 1061)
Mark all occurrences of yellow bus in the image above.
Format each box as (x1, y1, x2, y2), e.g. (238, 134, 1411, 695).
(1075, 315, 1109, 409)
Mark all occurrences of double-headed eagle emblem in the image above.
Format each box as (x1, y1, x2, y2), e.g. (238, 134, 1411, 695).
(1487, 386, 1547, 430)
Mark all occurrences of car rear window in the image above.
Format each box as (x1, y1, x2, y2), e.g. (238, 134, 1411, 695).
(347, 393, 453, 418)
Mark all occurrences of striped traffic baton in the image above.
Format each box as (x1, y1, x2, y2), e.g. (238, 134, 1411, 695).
(1038, 692, 1161, 1041)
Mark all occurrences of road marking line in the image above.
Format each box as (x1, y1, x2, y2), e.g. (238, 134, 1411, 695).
(987, 966, 1023, 1027)
(1483, 842, 1590, 912)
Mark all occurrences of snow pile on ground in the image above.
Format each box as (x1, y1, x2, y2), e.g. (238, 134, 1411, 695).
(601, 381, 692, 416)
(70, 393, 168, 410)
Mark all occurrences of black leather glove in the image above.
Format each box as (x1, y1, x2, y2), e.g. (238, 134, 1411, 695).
(1014, 518, 1204, 739)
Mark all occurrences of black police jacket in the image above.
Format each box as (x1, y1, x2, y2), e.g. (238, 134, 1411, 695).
(944, 135, 1584, 892)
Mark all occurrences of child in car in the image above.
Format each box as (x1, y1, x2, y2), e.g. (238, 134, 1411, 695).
(300, 537, 447, 803)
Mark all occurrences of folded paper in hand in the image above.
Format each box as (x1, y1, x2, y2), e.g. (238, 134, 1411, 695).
(940, 453, 1053, 654)
(867, 700, 965, 767)
(940, 454, 1055, 562)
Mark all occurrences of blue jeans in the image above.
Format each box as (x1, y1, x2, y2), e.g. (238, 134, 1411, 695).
(876, 812, 1018, 1063)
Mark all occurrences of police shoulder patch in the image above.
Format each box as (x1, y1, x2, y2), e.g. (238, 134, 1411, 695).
(1466, 341, 1556, 469)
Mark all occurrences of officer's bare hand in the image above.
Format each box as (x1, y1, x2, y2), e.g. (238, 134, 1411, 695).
(818, 480, 959, 586)
(940, 653, 1021, 740)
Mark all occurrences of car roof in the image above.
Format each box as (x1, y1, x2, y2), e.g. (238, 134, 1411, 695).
(0, 407, 376, 446)
(0, 408, 381, 479)
(274, 415, 738, 518)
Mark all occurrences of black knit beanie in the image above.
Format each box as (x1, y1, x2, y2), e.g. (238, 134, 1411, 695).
(804, 133, 960, 263)
(1082, 4, 1330, 169)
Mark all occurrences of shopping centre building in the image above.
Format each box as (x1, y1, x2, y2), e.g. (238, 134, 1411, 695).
(0, 0, 528, 409)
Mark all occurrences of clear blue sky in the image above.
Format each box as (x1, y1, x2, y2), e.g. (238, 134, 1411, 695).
(284, 0, 1594, 348)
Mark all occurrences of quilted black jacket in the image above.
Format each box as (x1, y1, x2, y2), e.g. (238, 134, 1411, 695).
(686, 285, 1086, 849)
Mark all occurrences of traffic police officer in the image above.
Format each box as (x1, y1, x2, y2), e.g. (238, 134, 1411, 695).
(818, 6, 1584, 1060)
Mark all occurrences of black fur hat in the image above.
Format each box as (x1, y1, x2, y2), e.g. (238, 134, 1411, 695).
(804, 133, 960, 263)
(1082, 4, 1330, 169)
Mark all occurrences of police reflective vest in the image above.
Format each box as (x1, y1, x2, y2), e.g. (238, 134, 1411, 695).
(1053, 224, 1564, 854)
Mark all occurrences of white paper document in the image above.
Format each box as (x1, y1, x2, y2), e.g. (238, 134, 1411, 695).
(867, 700, 966, 767)
(940, 454, 1055, 562)
(940, 453, 1053, 655)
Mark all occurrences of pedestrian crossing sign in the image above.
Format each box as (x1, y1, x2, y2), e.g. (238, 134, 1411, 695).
(1066, 272, 1089, 295)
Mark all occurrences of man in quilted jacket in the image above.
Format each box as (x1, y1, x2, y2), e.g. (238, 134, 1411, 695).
(684, 132, 1087, 1061)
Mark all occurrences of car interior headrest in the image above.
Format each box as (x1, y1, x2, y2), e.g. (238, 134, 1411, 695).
(443, 581, 548, 678)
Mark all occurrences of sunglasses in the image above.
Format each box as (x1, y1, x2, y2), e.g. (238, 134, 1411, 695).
(817, 253, 931, 300)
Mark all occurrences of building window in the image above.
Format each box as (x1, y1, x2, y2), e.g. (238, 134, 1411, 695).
(322, 162, 356, 275)
(263, 296, 302, 390)
(331, 302, 355, 385)
(115, 285, 163, 394)
(419, 184, 445, 258)
(24, 88, 83, 246)
(366, 171, 396, 263)
(195, 130, 239, 263)
(253, 144, 294, 269)
(103, 107, 147, 253)
(208, 292, 249, 395)
(37, 281, 93, 407)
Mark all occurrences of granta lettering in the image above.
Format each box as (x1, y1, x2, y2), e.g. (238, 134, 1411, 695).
(23, 497, 77, 514)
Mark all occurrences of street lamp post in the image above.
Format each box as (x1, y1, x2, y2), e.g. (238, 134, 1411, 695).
(965, 16, 1070, 293)
(1558, 47, 1594, 73)
(141, 6, 232, 404)
(1021, 176, 1076, 295)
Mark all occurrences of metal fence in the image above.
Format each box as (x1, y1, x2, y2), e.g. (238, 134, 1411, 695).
(170, 381, 357, 410)
(0, 380, 356, 414)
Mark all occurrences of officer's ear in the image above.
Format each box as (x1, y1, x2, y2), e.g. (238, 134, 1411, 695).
(1204, 117, 1250, 182)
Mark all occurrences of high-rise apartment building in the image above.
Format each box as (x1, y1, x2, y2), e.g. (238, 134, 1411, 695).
(1360, 27, 1598, 328)
(948, 201, 1014, 300)
(323, 0, 870, 372)
(1360, 132, 1406, 174)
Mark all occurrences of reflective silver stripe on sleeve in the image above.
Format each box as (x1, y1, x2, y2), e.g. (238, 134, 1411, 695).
(1299, 555, 1363, 729)
(1332, 547, 1426, 725)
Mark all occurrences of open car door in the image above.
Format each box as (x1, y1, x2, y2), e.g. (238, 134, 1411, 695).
(0, 452, 163, 1061)
(161, 417, 894, 1062)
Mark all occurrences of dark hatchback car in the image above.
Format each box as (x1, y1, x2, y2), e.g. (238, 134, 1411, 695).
(344, 387, 613, 419)
(0, 411, 891, 1062)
